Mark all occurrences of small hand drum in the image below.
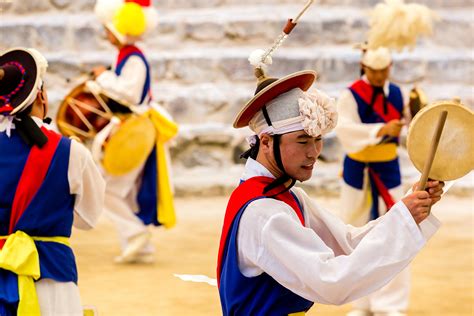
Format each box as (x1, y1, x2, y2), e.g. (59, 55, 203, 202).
(407, 100, 474, 181)
(102, 114, 156, 176)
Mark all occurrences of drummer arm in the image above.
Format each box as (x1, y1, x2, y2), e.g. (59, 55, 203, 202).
(68, 140, 105, 230)
(334, 89, 385, 153)
(95, 56, 147, 105)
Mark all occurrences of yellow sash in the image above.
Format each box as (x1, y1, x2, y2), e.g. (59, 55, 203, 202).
(0, 231, 70, 316)
(147, 108, 179, 228)
(348, 143, 397, 163)
(288, 313, 306, 316)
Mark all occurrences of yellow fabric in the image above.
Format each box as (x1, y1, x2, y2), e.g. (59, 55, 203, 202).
(348, 143, 397, 163)
(103, 115, 156, 176)
(114, 2, 146, 37)
(0, 231, 70, 316)
(147, 108, 179, 228)
(288, 312, 306, 316)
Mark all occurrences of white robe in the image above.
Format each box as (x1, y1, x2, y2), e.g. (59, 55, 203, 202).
(237, 158, 440, 306)
(94, 53, 154, 255)
(334, 78, 413, 312)
(96, 55, 149, 106)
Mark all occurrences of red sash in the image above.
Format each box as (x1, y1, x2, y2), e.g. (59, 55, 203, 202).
(0, 127, 61, 249)
(351, 80, 401, 122)
(368, 168, 396, 211)
(217, 177, 305, 285)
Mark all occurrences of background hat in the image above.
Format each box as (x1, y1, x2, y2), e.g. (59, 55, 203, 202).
(94, 0, 158, 44)
(0, 48, 43, 115)
(366, 0, 437, 51)
(361, 47, 392, 70)
(233, 70, 316, 128)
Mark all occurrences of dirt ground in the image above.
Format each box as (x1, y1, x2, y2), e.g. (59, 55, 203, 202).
(73, 194, 473, 316)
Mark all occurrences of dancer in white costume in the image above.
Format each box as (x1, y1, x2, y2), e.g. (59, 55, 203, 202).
(335, 1, 438, 314)
(92, 0, 177, 264)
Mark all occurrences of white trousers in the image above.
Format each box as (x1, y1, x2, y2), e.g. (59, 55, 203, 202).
(340, 175, 410, 313)
(36, 279, 82, 316)
(103, 164, 154, 255)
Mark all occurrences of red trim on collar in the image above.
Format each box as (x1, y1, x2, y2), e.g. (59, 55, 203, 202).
(351, 80, 401, 122)
(217, 176, 305, 285)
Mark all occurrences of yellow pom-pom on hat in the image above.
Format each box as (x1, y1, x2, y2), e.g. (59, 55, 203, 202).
(114, 2, 146, 37)
(94, 0, 158, 43)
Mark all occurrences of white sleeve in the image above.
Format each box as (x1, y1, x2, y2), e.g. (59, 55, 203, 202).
(95, 55, 147, 105)
(335, 89, 385, 153)
(237, 196, 440, 305)
(68, 140, 105, 230)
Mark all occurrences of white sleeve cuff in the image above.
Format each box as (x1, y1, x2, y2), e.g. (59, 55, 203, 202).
(393, 201, 426, 248)
(418, 213, 442, 240)
(368, 123, 385, 145)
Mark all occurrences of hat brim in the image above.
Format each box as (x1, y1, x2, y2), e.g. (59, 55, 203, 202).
(233, 70, 317, 128)
(0, 48, 39, 114)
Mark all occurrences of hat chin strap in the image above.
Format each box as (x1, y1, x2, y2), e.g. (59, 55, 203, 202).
(263, 134, 297, 196)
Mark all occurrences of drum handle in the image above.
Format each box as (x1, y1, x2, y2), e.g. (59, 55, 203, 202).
(417, 110, 448, 191)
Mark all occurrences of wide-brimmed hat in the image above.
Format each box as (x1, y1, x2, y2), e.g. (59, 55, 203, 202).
(233, 70, 316, 128)
(0, 48, 41, 115)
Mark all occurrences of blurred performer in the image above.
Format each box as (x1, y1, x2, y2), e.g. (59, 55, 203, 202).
(0, 48, 104, 316)
(335, 0, 437, 313)
(335, 47, 409, 316)
(93, 0, 177, 264)
(216, 46, 444, 314)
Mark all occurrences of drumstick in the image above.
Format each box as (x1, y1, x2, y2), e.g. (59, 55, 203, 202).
(417, 110, 448, 191)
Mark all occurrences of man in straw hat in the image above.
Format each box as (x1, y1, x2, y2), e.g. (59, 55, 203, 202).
(0, 48, 104, 315)
(92, 0, 177, 264)
(216, 55, 445, 314)
(335, 46, 409, 316)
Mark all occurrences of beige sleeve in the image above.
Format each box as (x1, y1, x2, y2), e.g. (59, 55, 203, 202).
(68, 140, 105, 230)
(335, 89, 385, 153)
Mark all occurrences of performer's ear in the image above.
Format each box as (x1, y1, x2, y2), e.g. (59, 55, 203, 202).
(38, 89, 48, 117)
(260, 134, 272, 152)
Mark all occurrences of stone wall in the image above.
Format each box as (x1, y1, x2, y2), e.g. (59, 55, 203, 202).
(1, 0, 473, 172)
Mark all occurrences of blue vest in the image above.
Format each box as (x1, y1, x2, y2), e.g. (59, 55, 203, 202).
(0, 129, 77, 314)
(115, 46, 151, 105)
(344, 81, 404, 219)
(219, 197, 313, 315)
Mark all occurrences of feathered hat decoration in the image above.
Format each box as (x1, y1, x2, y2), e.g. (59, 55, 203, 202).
(94, 0, 158, 44)
(248, 0, 314, 84)
(366, 0, 438, 51)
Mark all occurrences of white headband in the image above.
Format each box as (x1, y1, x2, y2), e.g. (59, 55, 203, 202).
(248, 87, 338, 139)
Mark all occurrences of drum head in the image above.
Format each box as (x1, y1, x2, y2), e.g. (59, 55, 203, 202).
(407, 100, 474, 181)
(56, 82, 111, 140)
(103, 115, 156, 176)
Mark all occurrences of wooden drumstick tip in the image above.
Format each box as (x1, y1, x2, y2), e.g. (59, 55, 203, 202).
(417, 110, 448, 191)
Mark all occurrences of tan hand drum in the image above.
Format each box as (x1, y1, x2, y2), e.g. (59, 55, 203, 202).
(102, 114, 156, 176)
(407, 100, 474, 181)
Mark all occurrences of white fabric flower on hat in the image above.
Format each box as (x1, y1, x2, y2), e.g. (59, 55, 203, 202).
(298, 89, 338, 137)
